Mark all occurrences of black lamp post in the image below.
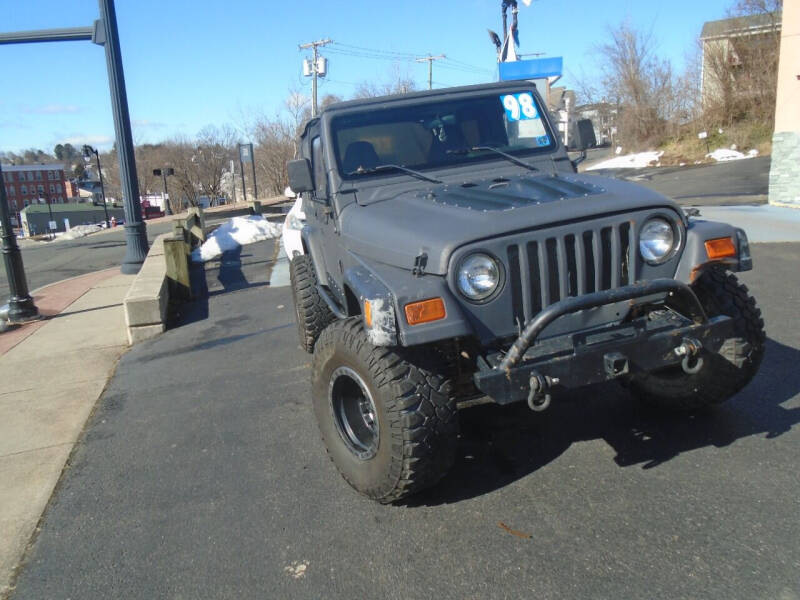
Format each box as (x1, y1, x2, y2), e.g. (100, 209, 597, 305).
(83, 145, 110, 228)
(0, 162, 39, 323)
(44, 191, 54, 239)
(153, 168, 174, 215)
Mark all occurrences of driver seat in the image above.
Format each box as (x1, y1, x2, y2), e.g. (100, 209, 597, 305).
(342, 141, 380, 174)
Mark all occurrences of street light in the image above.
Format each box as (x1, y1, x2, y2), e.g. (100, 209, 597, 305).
(43, 191, 54, 239)
(153, 168, 175, 215)
(83, 145, 110, 228)
(0, 162, 39, 323)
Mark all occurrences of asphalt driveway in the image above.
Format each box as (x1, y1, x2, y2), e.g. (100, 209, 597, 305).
(10, 240, 800, 600)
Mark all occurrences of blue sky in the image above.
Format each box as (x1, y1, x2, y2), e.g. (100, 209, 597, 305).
(1, 0, 732, 154)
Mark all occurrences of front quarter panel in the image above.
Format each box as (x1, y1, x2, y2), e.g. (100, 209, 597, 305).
(346, 253, 474, 347)
(674, 219, 744, 283)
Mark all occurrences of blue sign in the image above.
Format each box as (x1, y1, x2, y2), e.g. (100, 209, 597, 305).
(499, 57, 563, 81)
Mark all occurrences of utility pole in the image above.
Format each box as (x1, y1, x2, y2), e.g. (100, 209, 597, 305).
(299, 38, 331, 117)
(415, 54, 446, 90)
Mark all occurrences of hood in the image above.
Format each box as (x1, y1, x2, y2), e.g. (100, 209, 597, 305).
(341, 172, 682, 275)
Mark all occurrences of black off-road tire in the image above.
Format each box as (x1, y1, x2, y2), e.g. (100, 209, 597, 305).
(630, 268, 765, 410)
(290, 254, 335, 353)
(312, 318, 458, 503)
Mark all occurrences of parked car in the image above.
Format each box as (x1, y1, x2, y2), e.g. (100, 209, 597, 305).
(287, 81, 764, 504)
(282, 195, 305, 258)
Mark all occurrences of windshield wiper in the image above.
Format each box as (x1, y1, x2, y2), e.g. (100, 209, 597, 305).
(347, 164, 442, 184)
(447, 145, 539, 172)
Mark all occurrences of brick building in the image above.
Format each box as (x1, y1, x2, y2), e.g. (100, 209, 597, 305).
(2, 163, 69, 217)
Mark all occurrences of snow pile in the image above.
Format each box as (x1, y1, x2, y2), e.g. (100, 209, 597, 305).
(191, 215, 282, 262)
(586, 151, 664, 170)
(61, 224, 103, 240)
(706, 148, 759, 162)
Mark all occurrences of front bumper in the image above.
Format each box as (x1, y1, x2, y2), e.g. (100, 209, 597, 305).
(474, 279, 735, 405)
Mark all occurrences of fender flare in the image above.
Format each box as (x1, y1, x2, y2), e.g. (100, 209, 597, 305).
(343, 264, 398, 347)
(674, 219, 749, 283)
(300, 226, 329, 286)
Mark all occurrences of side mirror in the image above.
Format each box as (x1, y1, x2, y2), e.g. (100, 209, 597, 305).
(573, 119, 596, 152)
(570, 119, 596, 171)
(287, 159, 314, 194)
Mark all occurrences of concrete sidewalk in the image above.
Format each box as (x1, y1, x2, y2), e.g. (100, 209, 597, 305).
(0, 269, 135, 597)
(692, 204, 800, 243)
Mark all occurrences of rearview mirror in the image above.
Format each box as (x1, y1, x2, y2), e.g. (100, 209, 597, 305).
(287, 159, 314, 194)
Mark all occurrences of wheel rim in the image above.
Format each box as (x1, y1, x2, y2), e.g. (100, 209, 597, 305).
(329, 366, 379, 460)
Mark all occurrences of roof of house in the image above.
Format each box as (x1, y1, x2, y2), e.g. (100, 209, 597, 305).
(1, 163, 66, 172)
(701, 12, 781, 40)
(21, 203, 117, 214)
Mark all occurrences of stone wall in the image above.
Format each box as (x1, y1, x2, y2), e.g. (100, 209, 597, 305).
(769, 132, 800, 206)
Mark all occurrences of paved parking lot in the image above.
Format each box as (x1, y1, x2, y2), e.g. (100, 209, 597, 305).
(10, 241, 800, 600)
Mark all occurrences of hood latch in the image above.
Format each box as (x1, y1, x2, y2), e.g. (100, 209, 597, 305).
(412, 252, 428, 277)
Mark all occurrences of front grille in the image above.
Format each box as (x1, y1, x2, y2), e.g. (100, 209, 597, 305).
(506, 222, 635, 326)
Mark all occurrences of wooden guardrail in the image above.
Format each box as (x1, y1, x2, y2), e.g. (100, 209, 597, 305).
(165, 206, 208, 304)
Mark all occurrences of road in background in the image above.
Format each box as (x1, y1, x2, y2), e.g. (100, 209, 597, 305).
(580, 151, 770, 205)
(11, 240, 800, 600)
(0, 223, 174, 302)
(0, 205, 262, 303)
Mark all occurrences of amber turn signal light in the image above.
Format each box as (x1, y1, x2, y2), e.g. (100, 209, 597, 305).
(705, 237, 737, 260)
(364, 300, 373, 327)
(405, 298, 446, 325)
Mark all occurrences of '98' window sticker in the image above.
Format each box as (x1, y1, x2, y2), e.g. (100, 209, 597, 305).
(500, 92, 539, 121)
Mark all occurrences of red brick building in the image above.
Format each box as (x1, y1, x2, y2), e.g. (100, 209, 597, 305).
(2, 163, 69, 215)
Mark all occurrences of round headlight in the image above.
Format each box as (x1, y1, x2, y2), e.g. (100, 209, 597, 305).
(457, 253, 501, 301)
(639, 218, 676, 264)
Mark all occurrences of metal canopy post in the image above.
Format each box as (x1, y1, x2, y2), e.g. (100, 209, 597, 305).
(96, 0, 148, 273)
(0, 0, 150, 274)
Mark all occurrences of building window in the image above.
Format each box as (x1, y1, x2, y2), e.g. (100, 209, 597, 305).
(28, 172, 35, 182)
(11, 200, 17, 210)
(49, 184, 55, 194)
(24, 199, 30, 207)
(37, 185, 44, 195)
(56, 183, 62, 193)
(35, 171, 42, 181)
(47, 170, 54, 180)
(20, 185, 27, 195)
(8, 185, 14, 196)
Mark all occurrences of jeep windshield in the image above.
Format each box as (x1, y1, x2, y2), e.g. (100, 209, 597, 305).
(331, 91, 555, 180)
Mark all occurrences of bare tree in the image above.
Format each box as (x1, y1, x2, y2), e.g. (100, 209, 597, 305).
(702, 0, 782, 125)
(354, 65, 417, 99)
(193, 125, 237, 203)
(595, 22, 677, 148)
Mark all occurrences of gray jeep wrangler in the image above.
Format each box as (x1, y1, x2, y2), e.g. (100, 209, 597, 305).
(287, 81, 764, 503)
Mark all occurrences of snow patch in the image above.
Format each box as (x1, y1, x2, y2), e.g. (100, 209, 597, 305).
(586, 151, 664, 170)
(366, 297, 396, 347)
(191, 215, 282, 262)
(706, 148, 759, 162)
(283, 561, 308, 579)
(60, 224, 103, 240)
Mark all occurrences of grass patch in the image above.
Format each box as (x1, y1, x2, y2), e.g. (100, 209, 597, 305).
(658, 121, 772, 166)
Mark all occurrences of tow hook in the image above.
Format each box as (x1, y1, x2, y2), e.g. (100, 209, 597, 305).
(675, 337, 704, 374)
(528, 372, 558, 412)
